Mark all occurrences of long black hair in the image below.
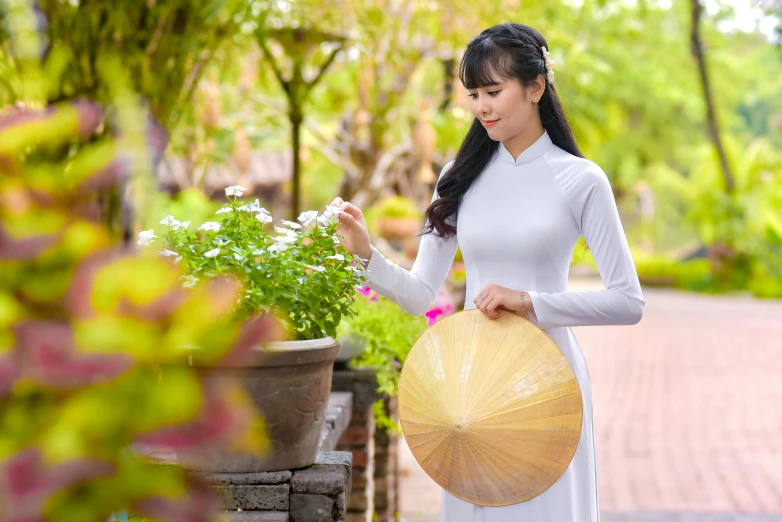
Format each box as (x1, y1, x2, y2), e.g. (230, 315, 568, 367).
(423, 23, 582, 239)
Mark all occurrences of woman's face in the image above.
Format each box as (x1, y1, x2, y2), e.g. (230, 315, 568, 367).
(467, 77, 538, 142)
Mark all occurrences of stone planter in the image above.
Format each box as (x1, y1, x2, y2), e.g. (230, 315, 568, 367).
(178, 337, 341, 473)
(336, 333, 367, 363)
(374, 217, 420, 241)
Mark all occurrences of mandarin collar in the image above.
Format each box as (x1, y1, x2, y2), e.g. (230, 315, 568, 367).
(496, 130, 553, 166)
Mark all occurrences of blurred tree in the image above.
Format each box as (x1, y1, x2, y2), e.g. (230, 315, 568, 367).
(305, 0, 519, 208)
(0, 0, 254, 129)
(690, 0, 736, 192)
(255, 26, 347, 219)
(0, 0, 257, 241)
(756, 0, 782, 43)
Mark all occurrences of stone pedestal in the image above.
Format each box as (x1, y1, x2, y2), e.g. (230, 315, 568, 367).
(333, 369, 377, 522)
(200, 392, 354, 521)
(331, 367, 400, 522)
(201, 451, 353, 522)
(373, 396, 399, 522)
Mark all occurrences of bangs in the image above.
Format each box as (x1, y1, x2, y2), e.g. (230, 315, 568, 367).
(459, 41, 513, 90)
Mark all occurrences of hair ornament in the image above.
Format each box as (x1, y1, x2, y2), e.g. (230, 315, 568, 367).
(541, 46, 555, 84)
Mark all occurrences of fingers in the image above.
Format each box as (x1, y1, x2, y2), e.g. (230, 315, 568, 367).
(340, 202, 363, 220)
(330, 198, 363, 221)
(474, 286, 501, 319)
(475, 290, 491, 313)
(485, 295, 501, 319)
(338, 211, 356, 228)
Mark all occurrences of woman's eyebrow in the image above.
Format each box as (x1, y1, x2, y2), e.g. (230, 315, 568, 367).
(468, 81, 503, 89)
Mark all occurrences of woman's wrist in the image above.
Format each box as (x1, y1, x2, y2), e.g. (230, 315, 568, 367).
(358, 244, 373, 267)
(519, 291, 535, 320)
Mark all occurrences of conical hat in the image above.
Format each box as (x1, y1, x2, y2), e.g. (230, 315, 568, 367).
(398, 309, 583, 506)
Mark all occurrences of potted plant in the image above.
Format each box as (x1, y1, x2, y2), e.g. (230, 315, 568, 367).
(139, 188, 369, 472)
(369, 195, 422, 242)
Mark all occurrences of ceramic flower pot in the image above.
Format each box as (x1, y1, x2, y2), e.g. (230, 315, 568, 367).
(177, 337, 341, 473)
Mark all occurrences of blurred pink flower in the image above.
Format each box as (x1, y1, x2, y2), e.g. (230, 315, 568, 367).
(425, 289, 455, 326)
(425, 307, 445, 326)
(358, 286, 378, 301)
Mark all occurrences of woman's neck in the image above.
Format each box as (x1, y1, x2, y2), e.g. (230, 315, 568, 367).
(502, 120, 545, 161)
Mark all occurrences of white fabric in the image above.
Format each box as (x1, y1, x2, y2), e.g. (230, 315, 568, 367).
(364, 130, 644, 522)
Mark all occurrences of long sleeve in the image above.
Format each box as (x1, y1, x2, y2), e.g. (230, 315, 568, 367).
(527, 162, 644, 329)
(363, 163, 458, 316)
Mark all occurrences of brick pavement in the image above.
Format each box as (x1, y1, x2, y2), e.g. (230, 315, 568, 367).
(398, 285, 782, 521)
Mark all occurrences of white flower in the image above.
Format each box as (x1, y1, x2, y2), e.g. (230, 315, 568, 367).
(204, 247, 221, 258)
(345, 266, 355, 271)
(275, 226, 298, 237)
(297, 277, 305, 285)
(256, 212, 273, 224)
(317, 205, 342, 226)
(306, 264, 326, 273)
(137, 230, 157, 246)
(298, 210, 318, 227)
(225, 185, 246, 197)
(216, 206, 232, 214)
(268, 243, 287, 253)
(198, 222, 221, 232)
(159, 249, 178, 257)
(181, 275, 198, 288)
(273, 234, 297, 245)
(160, 215, 179, 227)
(175, 256, 183, 263)
(325, 204, 342, 219)
(239, 199, 264, 213)
(233, 253, 244, 261)
(332, 235, 341, 244)
(281, 220, 302, 230)
(326, 254, 345, 261)
(160, 216, 189, 231)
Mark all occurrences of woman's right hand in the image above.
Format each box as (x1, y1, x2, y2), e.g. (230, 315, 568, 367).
(330, 197, 373, 262)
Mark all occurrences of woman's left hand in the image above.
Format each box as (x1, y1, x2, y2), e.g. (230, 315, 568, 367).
(473, 284, 533, 320)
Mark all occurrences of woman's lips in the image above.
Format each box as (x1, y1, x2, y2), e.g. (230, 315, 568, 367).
(482, 119, 499, 127)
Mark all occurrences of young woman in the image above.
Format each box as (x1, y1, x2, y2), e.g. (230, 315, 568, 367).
(331, 23, 644, 522)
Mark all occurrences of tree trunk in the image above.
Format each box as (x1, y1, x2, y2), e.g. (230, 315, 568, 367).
(438, 57, 456, 113)
(291, 111, 303, 221)
(690, 0, 735, 192)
